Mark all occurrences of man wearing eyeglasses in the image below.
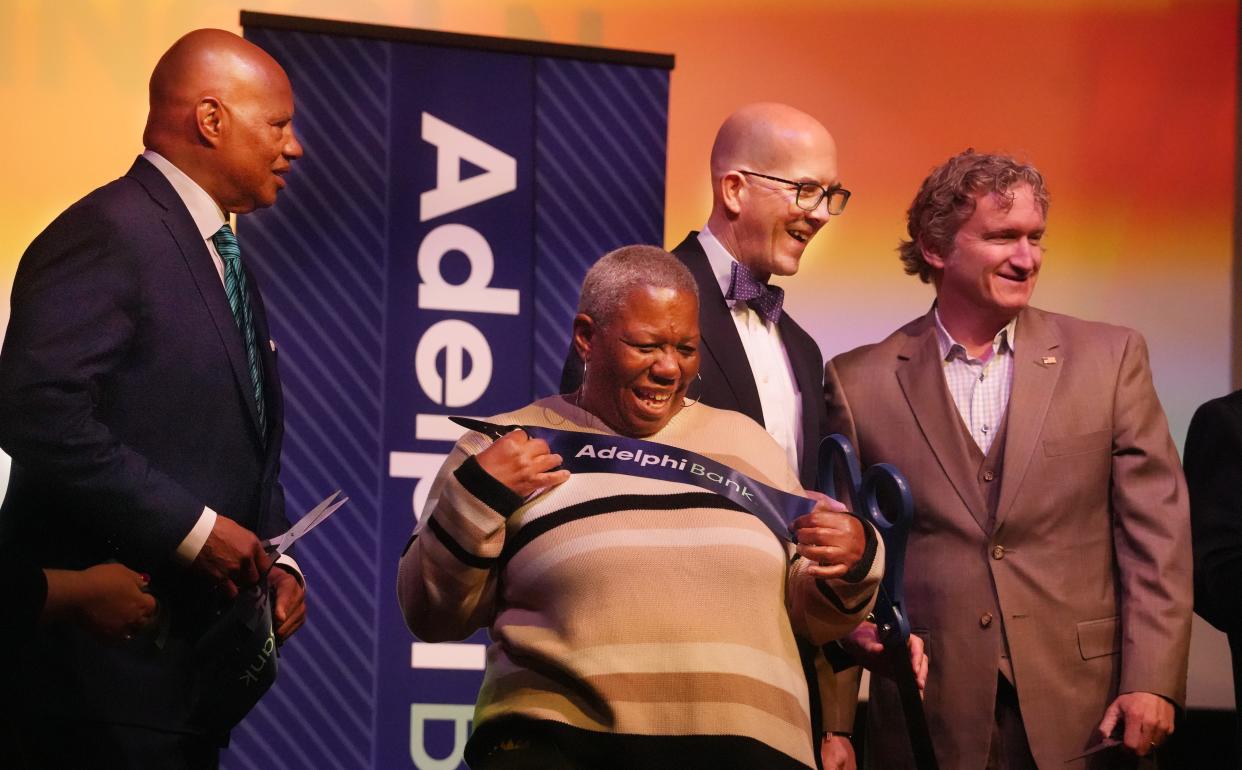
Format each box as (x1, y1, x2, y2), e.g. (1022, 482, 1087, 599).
(562, 102, 865, 769)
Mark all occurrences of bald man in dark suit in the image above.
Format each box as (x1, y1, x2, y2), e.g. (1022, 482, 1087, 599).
(0, 29, 306, 767)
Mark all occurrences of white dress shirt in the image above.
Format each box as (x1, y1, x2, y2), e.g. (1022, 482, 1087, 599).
(142, 151, 299, 579)
(698, 227, 804, 474)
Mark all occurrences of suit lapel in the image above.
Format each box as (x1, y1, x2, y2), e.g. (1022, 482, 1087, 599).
(128, 157, 265, 444)
(673, 234, 765, 424)
(778, 313, 823, 484)
(895, 311, 991, 533)
(995, 308, 1061, 526)
(249, 267, 281, 458)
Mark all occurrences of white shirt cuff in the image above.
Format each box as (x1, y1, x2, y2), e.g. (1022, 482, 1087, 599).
(175, 507, 216, 564)
(275, 554, 305, 585)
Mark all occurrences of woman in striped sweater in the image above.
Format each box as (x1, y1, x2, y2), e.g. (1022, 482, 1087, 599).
(398, 245, 882, 769)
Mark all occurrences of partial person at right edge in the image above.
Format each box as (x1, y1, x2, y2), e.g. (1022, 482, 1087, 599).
(1184, 390, 1242, 754)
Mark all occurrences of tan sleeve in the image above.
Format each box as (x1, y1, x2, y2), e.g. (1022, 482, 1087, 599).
(817, 654, 863, 733)
(396, 432, 511, 642)
(824, 357, 860, 448)
(1109, 331, 1192, 705)
(787, 532, 882, 646)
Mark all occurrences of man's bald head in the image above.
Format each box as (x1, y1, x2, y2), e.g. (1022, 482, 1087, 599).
(709, 103, 837, 186)
(704, 103, 842, 280)
(143, 29, 302, 214)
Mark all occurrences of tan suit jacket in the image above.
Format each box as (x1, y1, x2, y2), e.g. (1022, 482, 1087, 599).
(825, 306, 1191, 769)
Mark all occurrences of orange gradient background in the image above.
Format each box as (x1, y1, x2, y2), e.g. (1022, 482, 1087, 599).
(1, 0, 1236, 708)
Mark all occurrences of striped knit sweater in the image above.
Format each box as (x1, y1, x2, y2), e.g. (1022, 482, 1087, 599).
(398, 396, 882, 768)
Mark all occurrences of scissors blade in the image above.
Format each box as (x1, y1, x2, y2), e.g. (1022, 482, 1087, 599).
(306, 489, 342, 519)
(278, 497, 347, 555)
(262, 490, 347, 554)
(448, 416, 527, 440)
(1065, 738, 1121, 762)
(285, 489, 340, 538)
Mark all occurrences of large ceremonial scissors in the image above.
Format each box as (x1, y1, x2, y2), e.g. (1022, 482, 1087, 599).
(818, 434, 938, 770)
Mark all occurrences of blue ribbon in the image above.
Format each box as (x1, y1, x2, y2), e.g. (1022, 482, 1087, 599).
(450, 417, 813, 541)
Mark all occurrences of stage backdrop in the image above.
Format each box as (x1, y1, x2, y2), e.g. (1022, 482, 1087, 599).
(0, 0, 1234, 760)
(235, 13, 672, 770)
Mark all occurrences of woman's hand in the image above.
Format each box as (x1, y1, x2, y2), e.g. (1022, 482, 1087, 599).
(821, 732, 857, 770)
(475, 430, 571, 498)
(43, 563, 158, 641)
(791, 490, 865, 579)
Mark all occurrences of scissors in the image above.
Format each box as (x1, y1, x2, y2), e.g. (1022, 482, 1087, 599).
(262, 489, 349, 557)
(818, 434, 938, 770)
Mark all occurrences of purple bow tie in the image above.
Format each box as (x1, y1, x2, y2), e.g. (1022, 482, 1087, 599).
(726, 261, 785, 323)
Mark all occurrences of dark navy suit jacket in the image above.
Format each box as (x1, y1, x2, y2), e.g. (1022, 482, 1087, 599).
(1184, 389, 1242, 743)
(0, 156, 289, 736)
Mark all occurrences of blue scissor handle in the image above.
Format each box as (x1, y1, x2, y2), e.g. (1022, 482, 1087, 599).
(818, 434, 914, 647)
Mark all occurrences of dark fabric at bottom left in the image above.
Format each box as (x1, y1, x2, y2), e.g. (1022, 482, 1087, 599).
(5, 717, 221, 770)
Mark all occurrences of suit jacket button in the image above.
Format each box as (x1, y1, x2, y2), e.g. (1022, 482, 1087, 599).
(980, 612, 994, 628)
(991, 545, 1005, 560)
(983, 470, 996, 482)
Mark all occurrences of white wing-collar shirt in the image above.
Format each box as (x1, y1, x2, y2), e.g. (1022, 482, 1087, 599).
(697, 226, 803, 474)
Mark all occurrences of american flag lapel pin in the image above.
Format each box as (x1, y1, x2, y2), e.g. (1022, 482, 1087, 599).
(1040, 356, 1057, 365)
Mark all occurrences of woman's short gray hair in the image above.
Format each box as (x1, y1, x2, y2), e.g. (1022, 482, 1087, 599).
(577, 245, 699, 327)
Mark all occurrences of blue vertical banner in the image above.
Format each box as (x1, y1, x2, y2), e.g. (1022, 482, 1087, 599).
(379, 42, 535, 770)
(238, 13, 671, 770)
(532, 58, 670, 395)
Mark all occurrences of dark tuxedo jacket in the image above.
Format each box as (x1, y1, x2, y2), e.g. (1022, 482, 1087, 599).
(0, 156, 289, 736)
(561, 232, 829, 489)
(1184, 389, 1242, 743)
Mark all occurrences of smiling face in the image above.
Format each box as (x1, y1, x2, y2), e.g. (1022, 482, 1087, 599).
(214, 65, 302, 213)
(729, 130, 840, 281)
(575, 285, 701, 437)
(928, 183, 1045, 329)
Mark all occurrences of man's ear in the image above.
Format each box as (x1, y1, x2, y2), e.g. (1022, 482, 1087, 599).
(719, 171, 746, 216)
(921, 241, 947, 271)
(196, 97, 224, 146)
(572, 313, 595, 363)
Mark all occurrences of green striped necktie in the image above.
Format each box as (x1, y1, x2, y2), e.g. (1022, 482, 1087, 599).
(212, 223, 267, 436)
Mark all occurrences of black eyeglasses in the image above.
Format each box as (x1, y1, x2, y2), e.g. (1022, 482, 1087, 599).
(739, 170, 851, 215)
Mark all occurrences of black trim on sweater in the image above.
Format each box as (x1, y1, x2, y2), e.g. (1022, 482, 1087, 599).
(841, 516, 879, 584)
(427, 517, 495, 569)
(815, 576, 874, 616)
(454, 454, 525, 517)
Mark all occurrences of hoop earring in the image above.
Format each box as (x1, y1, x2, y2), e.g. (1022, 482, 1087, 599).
(682, 372, 703, 407)
(575, 360, 588, 409)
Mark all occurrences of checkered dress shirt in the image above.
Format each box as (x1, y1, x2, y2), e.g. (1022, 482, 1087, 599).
(934, 310, 1017, 455)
